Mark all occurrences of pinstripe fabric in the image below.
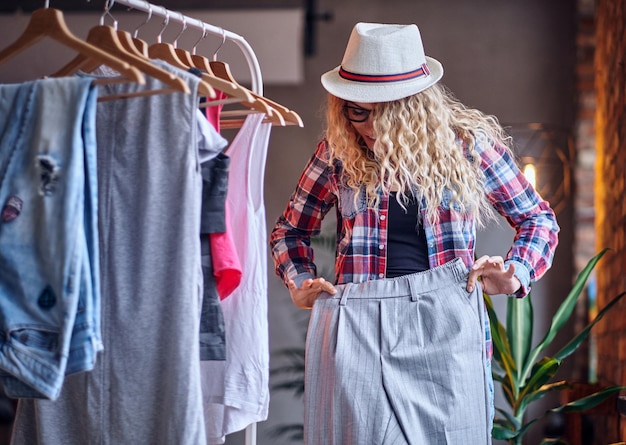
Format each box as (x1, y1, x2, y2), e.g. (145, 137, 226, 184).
(304, 259, 491, 445)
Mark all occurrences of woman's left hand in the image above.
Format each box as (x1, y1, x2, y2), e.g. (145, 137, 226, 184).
(466, 255, 521, 296)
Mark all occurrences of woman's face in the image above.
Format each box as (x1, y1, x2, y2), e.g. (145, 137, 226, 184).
(344, 101, 377, 149)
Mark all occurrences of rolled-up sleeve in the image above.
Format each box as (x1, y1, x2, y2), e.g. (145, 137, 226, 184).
(269, 141, 337, 287)
(477, 138, 560, 297)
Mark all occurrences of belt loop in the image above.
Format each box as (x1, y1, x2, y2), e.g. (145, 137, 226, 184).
(339, 283, 351, 306)
(407, 278, 419, 302)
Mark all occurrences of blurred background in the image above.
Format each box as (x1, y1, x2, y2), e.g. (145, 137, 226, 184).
(1, 1, 625, 444)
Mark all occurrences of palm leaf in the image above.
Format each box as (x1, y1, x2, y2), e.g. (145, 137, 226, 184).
(492, 418, 520, 440)
(520, 248, 609, 381)
(554, 291, 626, 360)
(517, 386, 626, 440)
(485, 294, 517, 385)
(516, 358, 561, 415)
(520, 380, 571, 410)
(549, 386, 626, 414)
(495, 407, 522, 430)
(507, 294, 533, 385)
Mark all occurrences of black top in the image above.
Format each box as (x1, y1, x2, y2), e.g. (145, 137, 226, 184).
(385, 193, 430, 278)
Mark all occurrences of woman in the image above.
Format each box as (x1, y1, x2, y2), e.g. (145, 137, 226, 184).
(270, 22, 559, 444)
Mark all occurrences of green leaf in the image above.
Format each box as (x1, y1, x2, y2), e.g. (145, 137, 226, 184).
(492, 373, 516, 409)
(485, 295, 517, 387)
(521, 380, 571, 409)
(516, 386, 626, 440)
(511, 419, 539, 441)
(521, 249, 609, 380)
(495, 407, 522, 430)
(507, 294, 533, 385)
(549, 386, 626, 414)
(492, 420, 520, 440)
(516, 358, 561, 415)
(555, 291, 626, 360)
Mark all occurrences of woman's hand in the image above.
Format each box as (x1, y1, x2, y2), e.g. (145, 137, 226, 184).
(467, 255, 521, 296)
(288, 277, 337, 309)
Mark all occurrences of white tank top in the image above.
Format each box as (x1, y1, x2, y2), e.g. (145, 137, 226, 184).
(201, 113, 272, 444)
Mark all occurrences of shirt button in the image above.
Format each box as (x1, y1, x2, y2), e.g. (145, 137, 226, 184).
(379, 244, 384, 250)
(380, 214, 386, 221)
(378, 273, 384, 278)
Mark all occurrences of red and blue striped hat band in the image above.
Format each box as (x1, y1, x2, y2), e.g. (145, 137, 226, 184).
(338, 63, 431, 83)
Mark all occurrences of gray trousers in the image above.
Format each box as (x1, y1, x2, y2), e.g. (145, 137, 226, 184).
(304, 258, 492, 445)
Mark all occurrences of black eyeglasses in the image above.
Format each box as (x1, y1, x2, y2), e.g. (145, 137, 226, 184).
(342, 104, 372, 123)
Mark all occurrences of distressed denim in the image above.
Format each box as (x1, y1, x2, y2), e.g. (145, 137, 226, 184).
(0, 76, 101, 400)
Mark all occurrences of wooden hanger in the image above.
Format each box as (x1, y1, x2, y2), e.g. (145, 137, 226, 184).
(147, 12, 216, 99)
(170, 12, 197, 69)
(148, 45, 215, 98)
(0, 8, 144, 86)
(182, 25, 260, 107)
(102, 1, 146, 59)
(206, 28, 300, 127)
(210, 60, 304, 128)
(53, 25, 190, 98)
(48, 1, 192, 100)
(192, 29, 284, 127)
(147, 14, 261, 109)
(128, 3, 152, 58)
(117, 29, 147, 59)
(131, 35, 149, 58)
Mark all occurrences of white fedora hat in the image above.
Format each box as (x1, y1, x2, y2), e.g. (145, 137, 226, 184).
(321, 22, 443, 103)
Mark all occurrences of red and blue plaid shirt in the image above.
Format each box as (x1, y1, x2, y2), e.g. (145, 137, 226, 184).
(270, 138, 559, 361)
(270, 138, 559, 298)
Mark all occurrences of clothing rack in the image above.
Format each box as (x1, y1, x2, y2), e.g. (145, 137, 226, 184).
(113, 0, 264, 96)
(111, 3, 264, 443)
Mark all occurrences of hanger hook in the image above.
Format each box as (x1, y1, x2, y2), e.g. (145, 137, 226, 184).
(212, 28, 226, 61)
(156, 10, 170, 44)
(100, 0, 118, 29)
(133, 4, 153, 39)
(172, 12, 187, 49)
(192, 24, 208, 56)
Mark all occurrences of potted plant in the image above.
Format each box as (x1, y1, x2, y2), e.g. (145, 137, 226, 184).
(486, 248, 626, 444)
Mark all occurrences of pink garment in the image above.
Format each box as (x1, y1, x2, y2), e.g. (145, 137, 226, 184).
(209, 205, 242, 300)
(203, 90, 226, 133)
(201, 93, 240, 299)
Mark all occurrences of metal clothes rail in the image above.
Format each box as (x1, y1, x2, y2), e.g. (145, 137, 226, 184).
(113, 0, 264, 96)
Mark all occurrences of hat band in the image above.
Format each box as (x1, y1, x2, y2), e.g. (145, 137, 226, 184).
(338, 63, 430, 83)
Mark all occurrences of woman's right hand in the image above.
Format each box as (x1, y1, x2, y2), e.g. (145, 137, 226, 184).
(288, 277, 337, 309)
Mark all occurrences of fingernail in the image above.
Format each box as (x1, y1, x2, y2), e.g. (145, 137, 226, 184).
(467, 285, 474, 292)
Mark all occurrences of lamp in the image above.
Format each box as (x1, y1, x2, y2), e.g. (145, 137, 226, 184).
(522, 163, 537, 189)
(506, 123, 573, 214)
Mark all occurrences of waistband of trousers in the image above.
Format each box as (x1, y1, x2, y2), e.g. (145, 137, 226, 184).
(331, 258, 468, 303)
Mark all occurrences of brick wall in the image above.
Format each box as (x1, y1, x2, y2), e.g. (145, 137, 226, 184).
(590, 0, 626, 442)
(572, 0, 597, 384)
(574, 0, 597, 275)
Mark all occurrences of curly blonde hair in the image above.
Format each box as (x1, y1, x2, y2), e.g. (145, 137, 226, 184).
(324, 83, 513, 227)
